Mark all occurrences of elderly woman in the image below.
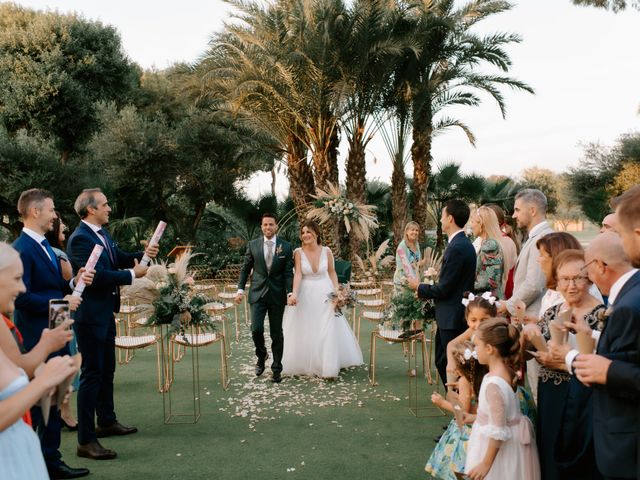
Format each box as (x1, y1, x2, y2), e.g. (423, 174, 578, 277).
(469, 206, 504, 298)
(528, 249, 604, 480)
(0, 242, 79, 479)
(393, 221, 422, 294)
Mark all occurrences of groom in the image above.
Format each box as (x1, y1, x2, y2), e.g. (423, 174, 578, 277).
(235, 213, 294, 383)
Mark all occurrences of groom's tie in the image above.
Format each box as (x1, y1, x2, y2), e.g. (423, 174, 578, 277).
(265, 240, 274, 271)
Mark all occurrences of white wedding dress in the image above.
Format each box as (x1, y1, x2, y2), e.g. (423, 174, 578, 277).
(282, 247, 363, 378)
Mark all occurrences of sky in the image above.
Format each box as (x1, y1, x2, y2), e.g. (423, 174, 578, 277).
(10, 0, 640, 199)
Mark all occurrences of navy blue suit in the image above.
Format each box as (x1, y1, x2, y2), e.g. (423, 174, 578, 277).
(416, 232, 476, 386)
(67, 221, 142, 445)
(592, 271, 640, 479)
(13, 231, 71, 468)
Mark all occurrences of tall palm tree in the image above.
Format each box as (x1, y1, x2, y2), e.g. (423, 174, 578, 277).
(397, 0, 534, 238)
(334, 0, 415, 257)
(376, 104, 412, 247)
(204, 0, 347, 252)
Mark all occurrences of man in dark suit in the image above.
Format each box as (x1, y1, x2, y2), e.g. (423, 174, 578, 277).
(572, 232, 639, 479)
(235, 212, 294, 383)
(407, 199, 476, 388)
(13, 188, 92, 479)
(67, 188, 158, 460)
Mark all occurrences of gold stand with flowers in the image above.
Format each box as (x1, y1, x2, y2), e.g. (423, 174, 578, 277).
(159, 324, 201, 424)
(125, 250, 219, 424)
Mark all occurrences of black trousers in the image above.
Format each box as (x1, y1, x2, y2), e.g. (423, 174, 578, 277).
(250, 297, 285, 374)
(30, 402, 63, 467)
(75, 320, 117, 445)
(435, 327, 466, 388)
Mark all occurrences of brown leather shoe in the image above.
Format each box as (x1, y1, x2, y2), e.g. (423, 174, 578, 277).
(77, 441, 117, 460)
(96, 422, 138, 438)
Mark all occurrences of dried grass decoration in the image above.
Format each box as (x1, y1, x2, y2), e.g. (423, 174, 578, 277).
(306, 183, 378, 242)
(126, 251, 214, 336)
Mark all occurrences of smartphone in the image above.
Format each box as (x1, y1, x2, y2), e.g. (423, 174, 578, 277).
(49, 299, 71, 329)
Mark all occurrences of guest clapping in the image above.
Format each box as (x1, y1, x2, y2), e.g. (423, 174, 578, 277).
(528, 250, 604, 480)
(0, 241, 80, 480)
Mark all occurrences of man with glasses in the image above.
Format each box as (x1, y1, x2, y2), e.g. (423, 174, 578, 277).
(563, 232, 639, 480)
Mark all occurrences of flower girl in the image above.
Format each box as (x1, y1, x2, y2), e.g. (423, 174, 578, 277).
(426, 341, 487, 479)
(464, 319, 540, 480)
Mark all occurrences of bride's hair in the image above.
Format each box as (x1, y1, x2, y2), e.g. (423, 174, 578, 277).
(301, 220, 322, 245)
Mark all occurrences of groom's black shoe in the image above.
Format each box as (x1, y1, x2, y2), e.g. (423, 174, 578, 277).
(255, 363, 265, 377)
(271, 372, 282, 383)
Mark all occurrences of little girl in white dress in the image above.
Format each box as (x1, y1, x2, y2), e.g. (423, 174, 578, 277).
(464, 318, 540, 480)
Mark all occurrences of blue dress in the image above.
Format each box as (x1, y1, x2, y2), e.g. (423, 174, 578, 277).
(425, 387, 536, 479)
(0, 371, 49, 479)
(425, 418, 471, 480)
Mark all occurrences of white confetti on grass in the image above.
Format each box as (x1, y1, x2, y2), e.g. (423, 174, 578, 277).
(209, 326, 418, 430)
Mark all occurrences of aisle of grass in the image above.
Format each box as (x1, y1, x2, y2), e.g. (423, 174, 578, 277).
(60, 311, 446, 479)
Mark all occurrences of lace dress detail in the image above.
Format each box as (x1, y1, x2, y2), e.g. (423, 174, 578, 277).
(465, 375, 540, 479)
(537, 304, 605, 385)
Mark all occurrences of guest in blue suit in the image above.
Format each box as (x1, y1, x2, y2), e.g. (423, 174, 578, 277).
(67, 188, 158, 461)
(407, 199, 477, 388)
(570, 231, 639, 480)
(12, 188, 93, 480)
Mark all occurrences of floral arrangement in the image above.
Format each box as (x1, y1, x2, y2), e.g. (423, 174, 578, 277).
(124, 251, 214, 336)
(326, 284, 357, 317)
(306, 183, 378, 242)
(383, 289, 431, 332)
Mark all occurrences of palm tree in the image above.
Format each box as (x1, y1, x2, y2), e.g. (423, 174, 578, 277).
(427, 161, 486, 248)
(376, 104, 412, 247)
(204, 0, 349, 252)
(334, 0, 415, 257)
(396, 0, 534, 239)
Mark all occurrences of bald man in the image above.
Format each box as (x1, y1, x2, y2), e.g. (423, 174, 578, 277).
(613, 185, 640, 268)
(600, 213, 618, 233)
(568, 232, 639, 479)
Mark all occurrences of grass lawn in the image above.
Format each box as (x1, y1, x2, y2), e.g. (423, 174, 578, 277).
(60, 311, 446, 479)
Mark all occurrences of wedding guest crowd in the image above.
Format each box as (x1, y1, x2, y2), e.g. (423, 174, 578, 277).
(422, 184, 640, 480)
(1, 180, 638, 480)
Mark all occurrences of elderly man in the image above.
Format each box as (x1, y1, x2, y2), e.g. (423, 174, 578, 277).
(560, 232, 639, 480)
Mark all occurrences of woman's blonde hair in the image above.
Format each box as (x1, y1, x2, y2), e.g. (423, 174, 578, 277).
(474, 207, 503, 245)
(403, 221, 421, 242)
(0, 242, 20, 270)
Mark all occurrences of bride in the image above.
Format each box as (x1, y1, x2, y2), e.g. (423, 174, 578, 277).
(282, 221, 363, 378)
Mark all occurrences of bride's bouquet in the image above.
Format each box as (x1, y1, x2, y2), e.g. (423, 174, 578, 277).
(326, 284, 356, 317)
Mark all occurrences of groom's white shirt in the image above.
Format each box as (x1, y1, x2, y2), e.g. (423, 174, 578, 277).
(236, 235, 278, 295)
